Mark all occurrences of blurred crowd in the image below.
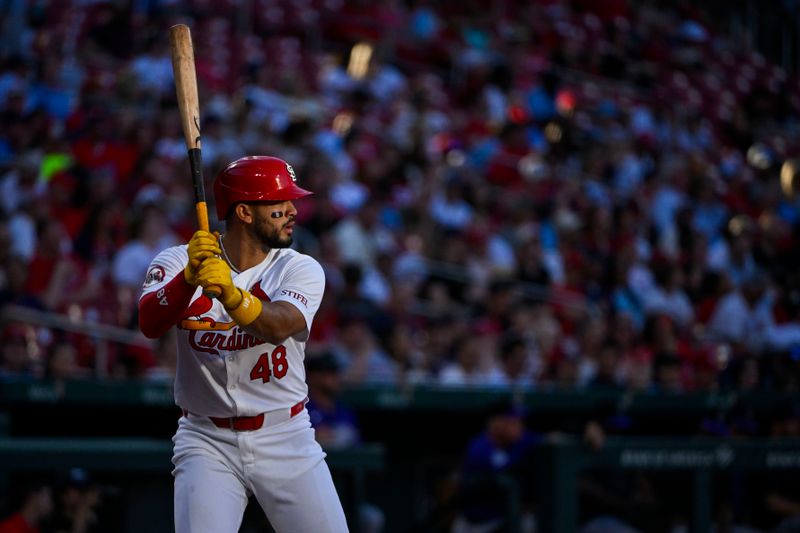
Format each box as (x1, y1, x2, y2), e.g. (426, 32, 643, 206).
(0, 468, 121, 533)
(1, 0, 800, 395)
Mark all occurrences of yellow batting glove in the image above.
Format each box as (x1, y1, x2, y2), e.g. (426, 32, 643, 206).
(184, 231, 221, 286)
(196, 257, 238, 306)
(196, 258, 262, 326)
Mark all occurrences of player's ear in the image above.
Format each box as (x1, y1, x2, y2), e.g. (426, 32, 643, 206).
(234, 203, 253, 224)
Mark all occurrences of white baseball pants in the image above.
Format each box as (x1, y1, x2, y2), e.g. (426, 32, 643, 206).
(172, 409, 349, 533)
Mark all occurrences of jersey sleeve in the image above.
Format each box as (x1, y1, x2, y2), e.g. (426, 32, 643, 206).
(138, 245, 197, 339)
(270, 254, 326, 336)
(139, 245, 189, 300)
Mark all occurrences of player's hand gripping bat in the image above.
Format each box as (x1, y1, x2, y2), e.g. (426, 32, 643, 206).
(169, 24, 221, 299)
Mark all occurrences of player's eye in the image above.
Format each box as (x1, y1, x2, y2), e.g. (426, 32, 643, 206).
(270, 211, 284, 219)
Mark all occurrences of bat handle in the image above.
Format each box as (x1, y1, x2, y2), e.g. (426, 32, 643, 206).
(196, 202, 222, 300)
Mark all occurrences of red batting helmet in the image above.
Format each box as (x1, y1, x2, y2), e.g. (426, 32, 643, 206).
(213, 156, 313, 220)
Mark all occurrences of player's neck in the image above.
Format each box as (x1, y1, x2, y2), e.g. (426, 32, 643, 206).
(219, 228, 270, 273)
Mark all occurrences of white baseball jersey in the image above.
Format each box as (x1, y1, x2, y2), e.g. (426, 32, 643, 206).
(140, 245, 325, 417)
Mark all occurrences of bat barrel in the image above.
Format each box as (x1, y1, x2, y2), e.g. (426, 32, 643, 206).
(170, 24, 220, 298)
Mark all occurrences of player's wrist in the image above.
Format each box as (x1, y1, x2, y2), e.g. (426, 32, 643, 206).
(221, 286, 243, 309)
(225, 288, 262, 326)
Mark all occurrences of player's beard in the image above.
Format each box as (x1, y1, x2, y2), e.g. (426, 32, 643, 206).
(252, 214, 293, 249)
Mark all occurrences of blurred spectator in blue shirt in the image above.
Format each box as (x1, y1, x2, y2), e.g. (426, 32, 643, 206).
(306, 351, 360, 449)
(452, 400, 540, 532)
(305, 351, 385, 533)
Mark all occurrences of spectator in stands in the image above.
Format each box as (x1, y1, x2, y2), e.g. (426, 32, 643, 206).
(653, 352, 685, 393)
(23, 219, 82, 311)
(110, 203, 178, 329)
(0, 255, 43, 310)
(336, 263, 393, 338)
(128, 38, 174, 97)
(0, 0, 798, 396)
(551, 348, 582, 391)
(574, 315, 608, 387)
(333, 316, 397, 384)
(428, 177, 473, 232)
(306, 351, 360, 449)
(707, 271, 775, 355)
(609, 254, 646, 333)
(50, 468, 103, 533)
(46, 340, 89, 384)
(360, 250, 394, 307)
(639, 259, 694, 328)
(588, 341, 624, 390)
(384, 322, 428, 385)
(0, 150, 42, 222)
(621, 352, 655, 392)
(439, 330, 505, 388)
(418, 314, 461, 377)
(514, 229, 552, 287)
(72, 203, 126, 278)
(0, 323, 41, 380)
(195, 114, 245, 171)
(110, 203, 178, 293)
(305, 352, 385, 533)
(332, 202, 393, 270)
(0, 479, 53, 533)
(497, 334, 537, 389)
(689, 178, 728, 243)
(708, 220, 758, 288)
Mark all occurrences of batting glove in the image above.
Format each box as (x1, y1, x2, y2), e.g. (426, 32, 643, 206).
(184, 231, 221, 286)
(196, 257, 262, 326)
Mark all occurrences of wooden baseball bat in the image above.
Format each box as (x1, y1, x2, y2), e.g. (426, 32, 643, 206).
(169, 24, 221, 299)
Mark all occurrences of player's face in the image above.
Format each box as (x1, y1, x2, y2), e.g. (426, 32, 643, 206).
(250, 201, 297, 249)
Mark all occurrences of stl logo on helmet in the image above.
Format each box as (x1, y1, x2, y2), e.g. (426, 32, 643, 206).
(286, 164, 296, 182)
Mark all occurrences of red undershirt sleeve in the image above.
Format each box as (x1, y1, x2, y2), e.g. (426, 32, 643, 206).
(138, 273, 197, 338)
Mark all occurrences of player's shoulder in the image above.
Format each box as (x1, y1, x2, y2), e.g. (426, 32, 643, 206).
(141, 245, 188, 292)
(275, 248, 323, 271)
(150, 244, 189, 265)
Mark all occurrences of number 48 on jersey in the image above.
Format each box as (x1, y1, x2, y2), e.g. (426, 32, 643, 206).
(250, 345, 289, 383)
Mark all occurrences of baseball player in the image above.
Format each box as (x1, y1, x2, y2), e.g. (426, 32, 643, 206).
(138, 156, 348, 533)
